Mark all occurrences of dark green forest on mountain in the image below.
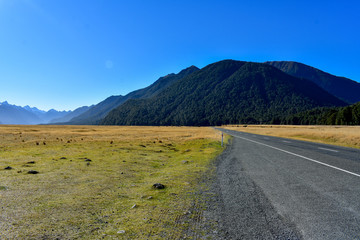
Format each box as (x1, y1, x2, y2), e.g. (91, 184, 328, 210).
(64, 66, 199, 124)
(101, 60, 346, 126)
(274, 102, 360, 125)
(266, 61, 360, 104)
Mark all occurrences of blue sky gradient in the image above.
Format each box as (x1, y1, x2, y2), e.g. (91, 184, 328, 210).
(1, 0, 359, 110)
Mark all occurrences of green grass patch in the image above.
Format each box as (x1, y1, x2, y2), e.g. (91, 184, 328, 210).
(0, 126, 224, 239)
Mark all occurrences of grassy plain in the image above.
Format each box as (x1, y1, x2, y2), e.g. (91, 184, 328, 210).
(224, 125, 360, 149)
(0, 125, 224, 239)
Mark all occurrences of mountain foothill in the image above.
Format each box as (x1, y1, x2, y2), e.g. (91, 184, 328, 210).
(1, 60, 359, 126)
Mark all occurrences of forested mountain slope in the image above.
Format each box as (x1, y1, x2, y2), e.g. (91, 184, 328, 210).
(266, 61, 360, 104)
(102, 60, 346, 126)
(65, 66, 199, 124)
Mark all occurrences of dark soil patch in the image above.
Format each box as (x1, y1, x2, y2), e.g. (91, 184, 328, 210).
(152, 183, 165, 189)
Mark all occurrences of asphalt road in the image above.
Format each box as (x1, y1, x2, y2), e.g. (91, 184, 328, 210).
(210, 128, 360, 239)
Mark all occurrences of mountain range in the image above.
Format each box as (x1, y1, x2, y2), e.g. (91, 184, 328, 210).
(2, 60, 359, 126)
(0, 101, 89, 125)
(62, 65, 199, 125)
(265, 61, 360, 104)
(101, 60, 347, 125)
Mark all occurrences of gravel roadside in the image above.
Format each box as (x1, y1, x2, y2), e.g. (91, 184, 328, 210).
(183, 137, 303, 239)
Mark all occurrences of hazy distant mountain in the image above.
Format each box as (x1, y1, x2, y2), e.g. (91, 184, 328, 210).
(101, 60, 346, 126)
(23, 105, 71, 123)
(66, 65, 199, 124)
(266, 61, 360, 104)
(23, 105, 44, 114)
(0, 101, 79, 125)
(0, 101, 42, 124)
(50, 106, 91, 123)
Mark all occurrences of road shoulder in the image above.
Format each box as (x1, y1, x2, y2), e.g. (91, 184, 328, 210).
(184, 137, 303, 239)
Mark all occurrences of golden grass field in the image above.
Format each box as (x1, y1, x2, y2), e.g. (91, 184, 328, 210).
(0, 125, 224, 239)
(224, 125, 360, 149)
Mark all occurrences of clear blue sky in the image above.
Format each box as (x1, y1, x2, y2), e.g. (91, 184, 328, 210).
(1, 0, 359, 111)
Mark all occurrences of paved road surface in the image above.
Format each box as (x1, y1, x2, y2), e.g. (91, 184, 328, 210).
(209, 128, 360, 239)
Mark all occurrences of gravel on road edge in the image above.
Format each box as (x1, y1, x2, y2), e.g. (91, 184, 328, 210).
(183, 137, 303, 239)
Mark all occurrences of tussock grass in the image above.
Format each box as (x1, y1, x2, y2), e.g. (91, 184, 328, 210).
(224, 125, 360, 149)
(0, 125, 223, 239)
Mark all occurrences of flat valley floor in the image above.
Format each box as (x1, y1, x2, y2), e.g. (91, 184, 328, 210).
(0, 125, 223, 239)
